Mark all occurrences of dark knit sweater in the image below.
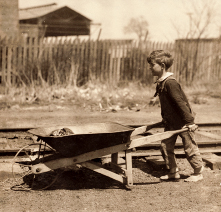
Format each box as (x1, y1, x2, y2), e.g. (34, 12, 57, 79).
(155, 76, 195, 130)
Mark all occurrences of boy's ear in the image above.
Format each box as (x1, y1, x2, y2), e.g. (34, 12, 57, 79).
(161, 63, 166, 69)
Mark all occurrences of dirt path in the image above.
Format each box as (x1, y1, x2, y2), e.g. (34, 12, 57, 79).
(0, 100, 221, 212)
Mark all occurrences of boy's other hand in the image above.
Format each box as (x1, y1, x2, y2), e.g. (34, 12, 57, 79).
(183, 124, 198, 132)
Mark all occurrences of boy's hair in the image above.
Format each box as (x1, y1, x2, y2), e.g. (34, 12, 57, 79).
(147, 50, 174, 70)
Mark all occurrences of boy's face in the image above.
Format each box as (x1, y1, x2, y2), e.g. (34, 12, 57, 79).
(149, 60, 163, 77)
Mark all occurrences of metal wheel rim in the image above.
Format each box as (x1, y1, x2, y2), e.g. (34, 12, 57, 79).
(11, 142, 60, 191)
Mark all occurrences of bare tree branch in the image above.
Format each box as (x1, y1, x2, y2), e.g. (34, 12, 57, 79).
(172, 0, 221, 84)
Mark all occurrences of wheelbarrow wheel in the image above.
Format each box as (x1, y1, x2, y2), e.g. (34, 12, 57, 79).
(11, 143, 62, 191)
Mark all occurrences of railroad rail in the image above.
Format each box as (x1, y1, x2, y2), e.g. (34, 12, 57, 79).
(0, 122, 221, 157)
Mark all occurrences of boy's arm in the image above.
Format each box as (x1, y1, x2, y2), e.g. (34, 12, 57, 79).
(165, 80, 195, 126)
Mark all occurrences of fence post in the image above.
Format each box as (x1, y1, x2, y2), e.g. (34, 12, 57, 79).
(7, 37, 12, 86)
(1, 37, 7, 86)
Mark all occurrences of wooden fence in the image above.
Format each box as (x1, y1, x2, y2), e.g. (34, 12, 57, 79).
(174, 38, 221, 85)
(0, 37, 220, 87)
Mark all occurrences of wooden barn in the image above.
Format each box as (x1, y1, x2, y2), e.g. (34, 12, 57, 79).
(19, 3, 92, 37)
(0, 0, 19, 38)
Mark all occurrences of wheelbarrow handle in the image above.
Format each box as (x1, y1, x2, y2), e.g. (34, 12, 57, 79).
(131, 121, 163, 137)
(146, 121, 164, 131)
(129, 127, 189, 149)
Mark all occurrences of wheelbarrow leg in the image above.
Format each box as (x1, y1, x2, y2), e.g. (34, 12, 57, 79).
(125, 150, 133, 187)
(80, 161, 125, 184)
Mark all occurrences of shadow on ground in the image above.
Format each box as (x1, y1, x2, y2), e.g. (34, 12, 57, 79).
(9, 158, 195, 191)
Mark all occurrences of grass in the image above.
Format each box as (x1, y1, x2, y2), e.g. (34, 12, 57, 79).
(184, 81, 221, 104)
(0, 81, 154, 111)
(0, 80, 220, 111)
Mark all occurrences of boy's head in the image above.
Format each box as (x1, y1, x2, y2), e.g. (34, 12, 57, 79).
(147, 50, 174, 70)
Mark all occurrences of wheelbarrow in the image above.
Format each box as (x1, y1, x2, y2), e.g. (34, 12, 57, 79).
(11, 122, 188, 191)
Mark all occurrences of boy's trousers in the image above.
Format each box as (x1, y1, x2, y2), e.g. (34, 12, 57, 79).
(160, 128, 203, 172)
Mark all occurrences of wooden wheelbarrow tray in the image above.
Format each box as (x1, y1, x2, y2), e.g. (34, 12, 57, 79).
(25, 122, 187, 188)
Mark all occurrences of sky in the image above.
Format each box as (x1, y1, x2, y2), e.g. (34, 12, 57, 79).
(19, 0, 221, 42)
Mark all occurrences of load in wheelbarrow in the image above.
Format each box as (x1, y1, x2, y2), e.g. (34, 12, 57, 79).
(11, 122, 187, 190)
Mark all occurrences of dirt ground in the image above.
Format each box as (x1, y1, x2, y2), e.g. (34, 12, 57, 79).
(0, 99, 221, 212)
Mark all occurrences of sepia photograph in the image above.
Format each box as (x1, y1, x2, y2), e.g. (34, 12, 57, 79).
(0, 0, 221, 211)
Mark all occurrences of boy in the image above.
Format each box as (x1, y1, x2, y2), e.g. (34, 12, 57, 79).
(147, 50, 204, 182)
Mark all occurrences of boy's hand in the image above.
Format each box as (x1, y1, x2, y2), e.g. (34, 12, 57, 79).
(183, 124, 198, 132)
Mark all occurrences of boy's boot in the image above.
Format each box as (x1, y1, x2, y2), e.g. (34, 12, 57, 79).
(184, 166, 204, 182)
(160, 167, 180, 180)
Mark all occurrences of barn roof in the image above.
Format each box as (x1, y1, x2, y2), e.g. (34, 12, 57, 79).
(19, 3, 92, 36)
(19, 3, 91, 21)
